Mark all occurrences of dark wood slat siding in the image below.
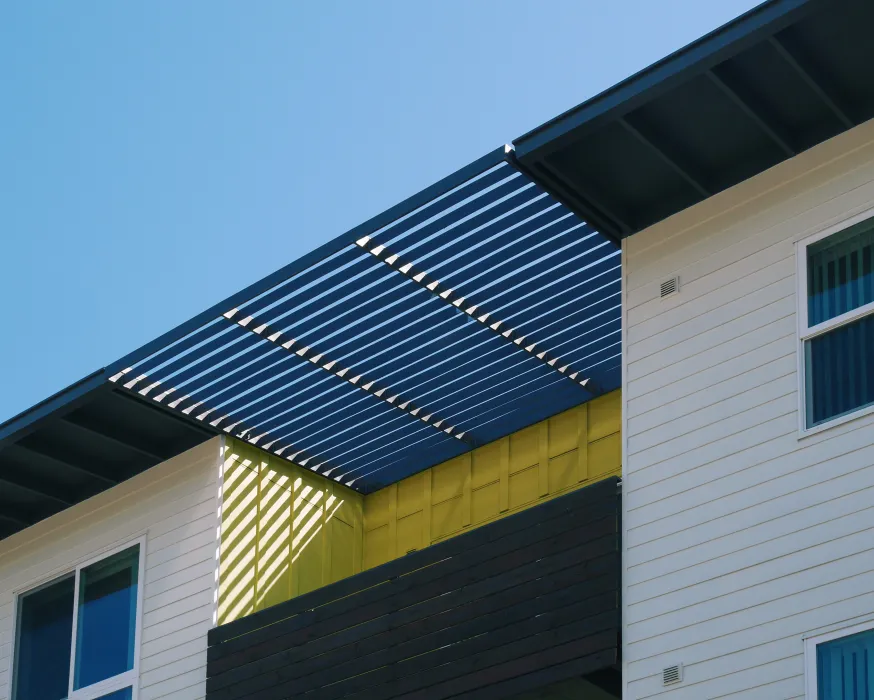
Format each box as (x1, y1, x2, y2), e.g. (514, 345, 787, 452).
(206, 477, 620, 700)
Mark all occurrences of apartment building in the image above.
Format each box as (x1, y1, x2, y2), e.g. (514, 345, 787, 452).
(513, 0, 874, 697)
(2, 0, 873, 698)
(0, 138, 623, 699)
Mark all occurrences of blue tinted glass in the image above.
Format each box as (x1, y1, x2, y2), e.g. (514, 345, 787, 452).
(74, 545, 139, 689)
(96, 687, 133, 700)
(13, 575, 74, 700)
(817, 628, 874, 699)
(808, 219, 874, 326)
(806, 313, 874, 427)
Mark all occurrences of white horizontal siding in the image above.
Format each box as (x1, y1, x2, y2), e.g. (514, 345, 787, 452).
(0, 438, 220, 700)
(623, 118, 874, 699)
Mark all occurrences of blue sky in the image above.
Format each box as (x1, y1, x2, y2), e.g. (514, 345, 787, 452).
(0, 1, 759, 422)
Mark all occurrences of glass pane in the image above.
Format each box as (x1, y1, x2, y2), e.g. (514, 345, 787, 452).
(817, 628, 874, 699)
(13, 575, 75, 700)
(805, 313, 874, 427)
(74, 545, 140, 690)
(808, 217, 874, 326)
(96, 687, 133, 700)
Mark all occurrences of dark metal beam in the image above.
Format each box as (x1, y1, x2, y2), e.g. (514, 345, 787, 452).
(509, 152, 630, 241)
(355, 237, 600, 395)
(0, 471, 74, 507)
(0, 507, 36, 529)
(707, 68, 796, 158)
(768, 35, 854, 129)
(505, 150, 625, 244)
(14, 442, 118, 486)
(60, 415, 169, 464)
(618, 117, 711, 198)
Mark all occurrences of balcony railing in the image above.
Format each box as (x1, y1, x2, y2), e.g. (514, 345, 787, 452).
(206, 477, 620, 700)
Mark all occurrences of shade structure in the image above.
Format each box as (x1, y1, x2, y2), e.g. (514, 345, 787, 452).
(104, 147, 620, 491)
(0, 145, 620, 521)
(0, 147, 621, 537)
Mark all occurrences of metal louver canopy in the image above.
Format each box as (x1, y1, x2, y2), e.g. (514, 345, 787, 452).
(3, 146, 620, 496)
(104, 146, 620, 491)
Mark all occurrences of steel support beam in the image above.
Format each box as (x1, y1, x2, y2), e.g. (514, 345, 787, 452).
(707, 68, 796, 157)
(0, 471, 74, 507)
(618, 118, 711, 198)
(14, 442, 118, 486)
(60, 415, 169, 463)
(768, 35, 854, 129)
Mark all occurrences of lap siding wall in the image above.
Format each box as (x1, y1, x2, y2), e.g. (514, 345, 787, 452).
(0, 439, 221, 700)
(623, 118, 874, 699)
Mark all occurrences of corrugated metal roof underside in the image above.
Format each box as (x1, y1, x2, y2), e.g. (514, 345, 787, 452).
(108, 157, 620, 492)
(515, 0, 874, 241)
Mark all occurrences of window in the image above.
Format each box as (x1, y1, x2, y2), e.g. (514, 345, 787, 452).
(805, 621, 874, 699)
(799, 212, 874, 430)
(12, 542, 143, 700)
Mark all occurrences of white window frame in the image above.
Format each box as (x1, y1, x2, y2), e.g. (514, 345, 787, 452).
(10, 536, 146, 700)
(804, 618, 874, 699)
(796, 206, 874, 435)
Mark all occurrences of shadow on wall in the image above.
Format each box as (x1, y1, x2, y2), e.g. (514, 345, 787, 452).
(216, 389, 621, 625)
(217, 440, 363, 625)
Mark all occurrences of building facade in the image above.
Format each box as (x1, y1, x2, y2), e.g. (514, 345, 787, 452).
(622, 116, 874, 699)
(3, 0, 874, 699)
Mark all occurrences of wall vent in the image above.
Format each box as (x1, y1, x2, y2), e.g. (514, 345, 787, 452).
(660, 276, 680, 299)
(662, 664, 683, 686)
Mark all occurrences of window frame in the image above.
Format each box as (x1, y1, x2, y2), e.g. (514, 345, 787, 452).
(796, 207, 874, 435)
(10, 536, 147, 700)
(804, 618, 874, 699)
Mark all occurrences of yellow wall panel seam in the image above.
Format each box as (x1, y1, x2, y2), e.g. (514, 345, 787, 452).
(578, 403, 589, 483)
(462, 452, 472, 528)
(387, 483, 398, 562)
(322, 484, 333, 585)
(423, 471, 432, 548)
(499, 437, 510, 513)
(538, 421, 549, 497)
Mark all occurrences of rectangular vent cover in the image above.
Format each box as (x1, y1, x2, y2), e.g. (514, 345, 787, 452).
(663, 664, 683, 686)
(660, 276, 680, 299)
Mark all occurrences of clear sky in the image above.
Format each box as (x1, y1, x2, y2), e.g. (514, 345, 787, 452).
(0, 0, 759, 423)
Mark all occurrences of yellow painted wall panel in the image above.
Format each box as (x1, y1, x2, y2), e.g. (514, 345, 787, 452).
(432, 457, 465, 503)
(294, 503, 325, 597)
(472, 442, 501, 489)
(509, 425, 539, 473)
(361, 389, 622, 572)
(589, 389, 621, 441)
(548, 410, 578, 457)
(397, 473, 424, 519)
(432, 495, 464, 540)
(218, 438, 364, 624)
(363, 524, 390, 570)
(548, 451, 577, 494)
(255, 469, 292, 612)
(471, 483, 500, 525)
(364, 487, 390, 531)
(588, 433, 621, 479)
(509, 466, 539, 510)
(220, 390, 621, 624)
(218, 460, 259, 625)
(330, 518, 356, 584)
(397, 511, 423, 555)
